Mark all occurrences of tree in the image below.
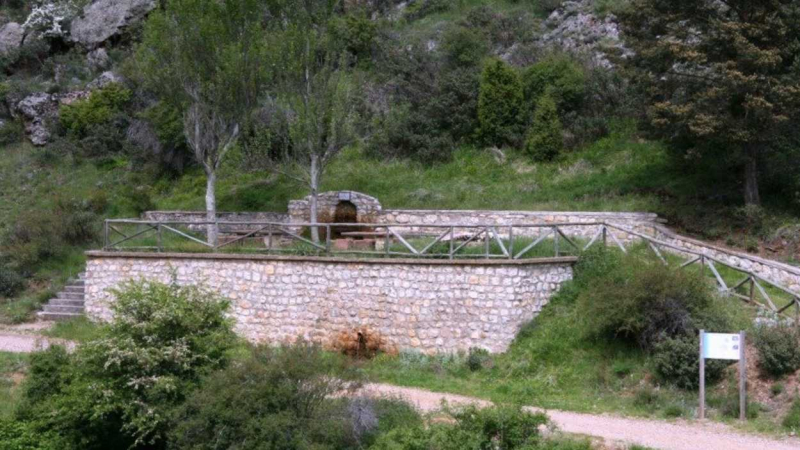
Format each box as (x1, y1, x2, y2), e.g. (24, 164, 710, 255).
(524, 93, 563, 162)
(268, 4, 359, 244)
(476, 58, 524, 148)
(136, 0, 269, 245)
(619, 1, 800, 206)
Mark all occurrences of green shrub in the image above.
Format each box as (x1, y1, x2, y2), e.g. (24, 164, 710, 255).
(577, 252, 727, 349)
(466, 347, 493, 372)
(521, 54, 586, 114)
(330, 13, 378, 60)
(370, 404, 549, 450)
(783, 398, 800, 430)
(0, 419, 66, 450)
(771, 382, 785, 397)
(0, 119, 24, 146)
(652, 336, 730, 389)
(524, 93, 563, 162)
(753, 322, 800, 377)
(0, 265, 25, 298)
(18, 280, 236, 449)
(441, 25, 489, 69)
(59, 83, 131, 138)
(169, 342, 363, 450)
(477, 59, 525, 147)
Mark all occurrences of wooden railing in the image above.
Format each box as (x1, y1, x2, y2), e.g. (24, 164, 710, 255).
(102, 219, 800, 317)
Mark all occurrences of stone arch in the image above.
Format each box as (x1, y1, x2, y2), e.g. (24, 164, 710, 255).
(288, 191, 382, 225)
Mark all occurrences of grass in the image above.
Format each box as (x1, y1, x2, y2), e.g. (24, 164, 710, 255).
(358, 246, 764, 425)
(44, 317, 103, 342)
(0, 352, 27, 419)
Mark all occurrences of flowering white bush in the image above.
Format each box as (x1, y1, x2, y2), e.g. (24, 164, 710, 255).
(22, 0, 82, 39)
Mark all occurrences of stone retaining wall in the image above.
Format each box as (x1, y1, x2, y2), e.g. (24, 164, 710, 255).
(85, 252, 575, 353)
(143, 211, 289, 223)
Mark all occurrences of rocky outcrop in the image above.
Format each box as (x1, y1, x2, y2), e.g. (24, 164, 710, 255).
(87, 70, 124, 90)
(13, 91, 90, 146)
(86, 47, 111, 71)
(541, 0, 629, 67)
(0, 22, 24, 56)
(70, 0, 156, 49)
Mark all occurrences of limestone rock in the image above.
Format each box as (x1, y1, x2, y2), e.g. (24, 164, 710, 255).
(0, 22, 24, 56)
(15, 93, 56, 146)
(541, 0, 630, 67)
(70, 0, 157, 49)
(87, 47, 111, 71)
(87, 71, 125, 90)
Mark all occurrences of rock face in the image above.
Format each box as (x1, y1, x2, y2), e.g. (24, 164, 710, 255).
(0, 22, 24, 56)
(87, 70, 124, 90)
(86, 47, 111, 71)
(13, 91, 90, 146)
(541, 0, 629, 67)
(70, 0, 157, 49)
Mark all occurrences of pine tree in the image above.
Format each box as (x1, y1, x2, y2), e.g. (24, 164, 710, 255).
(476, 59, 524, 147)
(524, 93, 563, 162)
(620, 0, 800, 206)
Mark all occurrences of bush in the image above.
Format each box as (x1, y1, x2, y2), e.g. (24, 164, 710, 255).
(18, 280, 236, 449)
(441, 25, 489, 69)
(59, 83, 131, 138)
(521, 54, 586, 114)
(753, 322, 800, 377)
(652, 336, 730, 389)
(370, 404, 550, 450)
(577, 251, 727, 349)
(0, 265, 25, 298)
(0, 119, 24, 146)
(0, 419, 65, 450)
(169, 342, 362, 450)
(524, 93, 563, 162)
(476, 59, 525, 147)
(330, 13, 377, 61)
(466, 347, 493, 372)
(783, 398, 800, 430)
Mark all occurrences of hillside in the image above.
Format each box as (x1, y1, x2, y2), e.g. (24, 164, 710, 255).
(1, 0, 799, 318)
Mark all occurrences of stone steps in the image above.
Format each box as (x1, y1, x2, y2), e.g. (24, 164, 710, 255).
(37, 272, 86, 322)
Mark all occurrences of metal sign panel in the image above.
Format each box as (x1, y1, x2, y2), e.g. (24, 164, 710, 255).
(702, 333, 742, 360)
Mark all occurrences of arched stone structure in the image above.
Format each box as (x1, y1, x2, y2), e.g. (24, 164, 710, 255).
(288, 190, 382, 225)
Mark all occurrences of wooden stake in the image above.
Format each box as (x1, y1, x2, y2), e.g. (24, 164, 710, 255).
(699, 329, 705, 420)
(739, 331, 746, 421)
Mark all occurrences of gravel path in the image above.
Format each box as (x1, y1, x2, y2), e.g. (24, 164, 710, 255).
(361, 383, 800, 450)
(0, 332, 75, 353)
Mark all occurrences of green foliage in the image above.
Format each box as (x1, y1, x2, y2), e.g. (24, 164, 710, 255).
(753, 322, 800, 378)
(652, 336, 729, 389)
(0, 265, 25, 298)
(17, 280, 236, 449)
(369, 404, 550, 450)
(521, 54, 586, 114)
(620, 0, 800, 205)
(0, 419, 65, 450)
(330, 13, 378, 60)
(441, 25, 489, 69)
(0, 120, 24, 146)
(477, 59, 524, 147)
(466, 347, 493, 372)
(525, 93, 563, 162)
(59, 84, 131, 138)
(783, 398, 800, 430)
(169, 342, 365, 450)
(576, 249, 729, 350)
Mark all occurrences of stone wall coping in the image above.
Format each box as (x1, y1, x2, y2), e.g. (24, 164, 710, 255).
(85, 251, 578, 267)
(381, 209, 660, 219)
(654, 225, 800, 276)
(144, 210, 289, 215)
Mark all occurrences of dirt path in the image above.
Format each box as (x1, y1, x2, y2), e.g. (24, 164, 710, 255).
(0, 332, 75, 353)
(361, 383, 800, 450)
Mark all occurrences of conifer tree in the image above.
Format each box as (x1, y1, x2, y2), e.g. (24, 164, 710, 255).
(620, 0, 800, 206)
(525, 93, 563, 162)
(476, 59, 524, 147)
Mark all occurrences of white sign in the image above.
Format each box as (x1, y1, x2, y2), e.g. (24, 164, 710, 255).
(702, 333, 742, 360)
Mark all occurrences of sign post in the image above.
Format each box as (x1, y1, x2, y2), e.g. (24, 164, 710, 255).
(699, 330, 746, 420)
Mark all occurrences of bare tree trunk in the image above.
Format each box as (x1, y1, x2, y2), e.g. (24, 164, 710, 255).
(206, 170, 218, 247)
(744, 143, 761, 206)
(309, 154, 320, 244)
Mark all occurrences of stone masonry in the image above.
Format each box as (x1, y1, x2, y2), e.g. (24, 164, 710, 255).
(84, 252, 575, 354)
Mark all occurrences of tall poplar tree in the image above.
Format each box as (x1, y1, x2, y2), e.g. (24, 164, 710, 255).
(620, 0, 800, 205)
